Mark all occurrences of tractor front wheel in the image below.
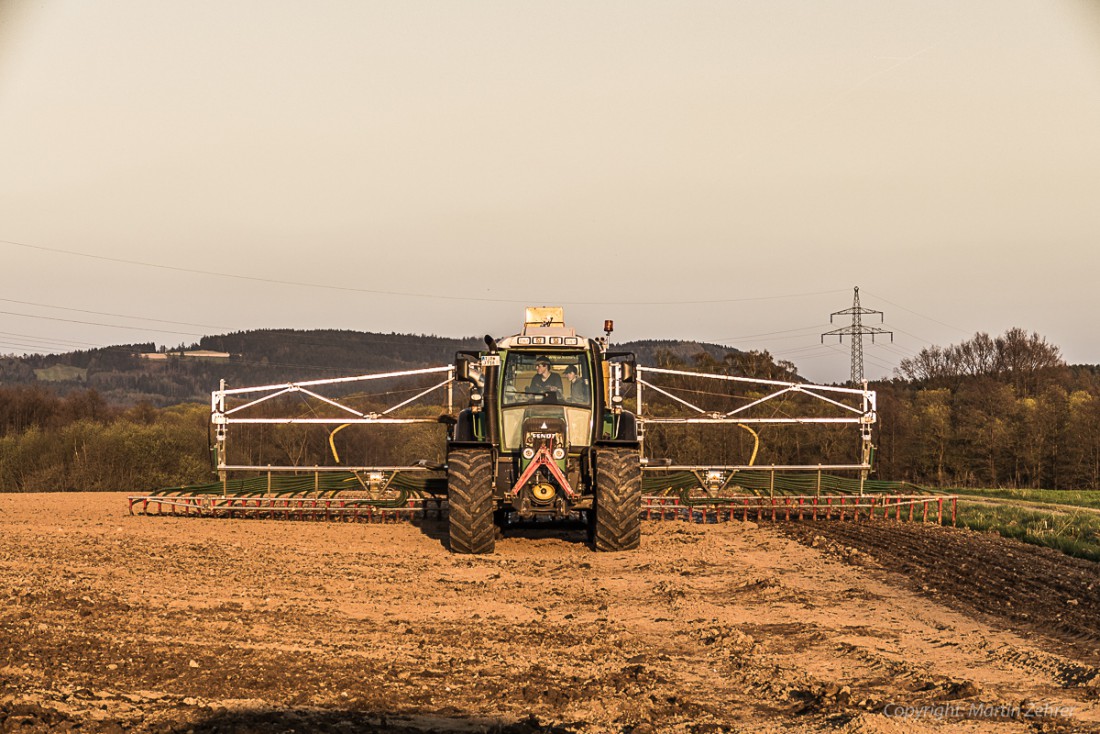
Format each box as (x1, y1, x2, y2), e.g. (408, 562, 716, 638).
(447, 448, 495, 554)
(592, 447, 641, 551)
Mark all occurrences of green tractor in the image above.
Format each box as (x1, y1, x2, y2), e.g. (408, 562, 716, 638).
(449, 307, 640, 554)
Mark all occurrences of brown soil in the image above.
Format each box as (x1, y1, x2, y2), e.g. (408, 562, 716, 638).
(1, 493, 1098, 733)
(778, 521, 1100, 667)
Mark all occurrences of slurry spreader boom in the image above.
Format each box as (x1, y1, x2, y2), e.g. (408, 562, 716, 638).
(129, 307, 955, 551)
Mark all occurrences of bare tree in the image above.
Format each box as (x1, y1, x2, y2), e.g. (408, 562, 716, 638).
(897, 328, 1063, 396)
(993, 328, 1062, 396)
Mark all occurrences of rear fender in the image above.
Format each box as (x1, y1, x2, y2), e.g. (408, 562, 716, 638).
(599, 411, 639, 445)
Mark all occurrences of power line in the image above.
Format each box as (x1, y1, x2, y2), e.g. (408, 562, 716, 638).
(0, 297, 230, 330)
(861, 289, 972, 335)
(792, 345, 896, 378)
(786, 345, 851, 363)
(773, 344, 842, 357)
(0, 340, 72, 352)
(0, 308, 205, 336)
(0, 331, 104, 349)
(707, 325, 824, 343)
(863, 353, 898, 372)
(878, 341, 919, 358)
(889, 325, 942, 346)
(1, 238, 848, 306)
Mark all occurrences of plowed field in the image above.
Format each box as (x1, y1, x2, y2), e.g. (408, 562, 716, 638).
(2, 493, 1098, 733)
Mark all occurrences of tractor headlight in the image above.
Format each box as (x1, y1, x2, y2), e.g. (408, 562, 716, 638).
(552, 447, 565, 460)
(522, 447, 535, 460)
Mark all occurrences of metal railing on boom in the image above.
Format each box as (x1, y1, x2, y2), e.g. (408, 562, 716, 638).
(210, 365, 455, 474)
(635, 366, 877, 493)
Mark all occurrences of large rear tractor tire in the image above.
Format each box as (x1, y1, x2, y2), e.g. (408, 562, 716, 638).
(592, 447, 642, 551)
(447, 448, 495, 554)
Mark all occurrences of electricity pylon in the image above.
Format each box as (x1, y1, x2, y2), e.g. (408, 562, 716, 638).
(822, 286, 892, 386)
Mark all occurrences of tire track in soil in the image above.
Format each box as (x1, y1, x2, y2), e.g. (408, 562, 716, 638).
(778, 521, 1100, 673)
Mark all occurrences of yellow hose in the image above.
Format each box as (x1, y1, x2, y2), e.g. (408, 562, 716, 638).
(738, 424, 759, 466)
(329, 423, 351, 464)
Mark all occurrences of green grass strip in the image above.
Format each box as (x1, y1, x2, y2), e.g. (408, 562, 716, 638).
(947, 487, 1100, 510)
(953, 500, 1100, 563)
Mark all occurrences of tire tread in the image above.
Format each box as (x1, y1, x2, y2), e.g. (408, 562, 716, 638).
(448, 448, 495, 554)
(593, 447, 642, 551)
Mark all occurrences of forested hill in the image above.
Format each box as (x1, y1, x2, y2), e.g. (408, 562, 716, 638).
(618, 339, 733, 367)
(0, 330, 746, 407)
(4, 327, 1100, 492)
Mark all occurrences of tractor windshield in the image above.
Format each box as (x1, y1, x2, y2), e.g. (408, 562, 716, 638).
(502, 352, 592, 408)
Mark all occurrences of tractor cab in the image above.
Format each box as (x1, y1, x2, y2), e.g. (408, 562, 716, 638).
(499, 351, 594, 453)
(501, 352, 592, 407)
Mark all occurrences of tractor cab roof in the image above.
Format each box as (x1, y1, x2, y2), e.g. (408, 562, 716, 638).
(495, 306, 590, 350)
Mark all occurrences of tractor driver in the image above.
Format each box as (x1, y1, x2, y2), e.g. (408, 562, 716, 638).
(529, 356, 563, 396)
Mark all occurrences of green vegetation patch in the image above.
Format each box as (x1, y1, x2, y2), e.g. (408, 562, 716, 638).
(948, 487, 1100, 510)
(33, 365, 88, 382)
(954, 500, 1100, 562)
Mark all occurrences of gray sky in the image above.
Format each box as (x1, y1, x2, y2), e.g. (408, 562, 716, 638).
(2, 0, 1099, 384)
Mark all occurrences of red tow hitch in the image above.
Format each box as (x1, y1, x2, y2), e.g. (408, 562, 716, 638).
(510, 444, 575, 499)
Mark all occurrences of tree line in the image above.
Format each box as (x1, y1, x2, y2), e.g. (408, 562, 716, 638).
(1, 327, 1097, 492)
(0, 387, 210, 491)
(876, 330, 1100, 490)
(641, 329, 1099, 491)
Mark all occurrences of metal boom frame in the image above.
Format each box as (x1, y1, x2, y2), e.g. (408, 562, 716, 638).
(209, 364, 877, 483)
(635, 366, 877, 477)
(211, 365, 454, 473)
